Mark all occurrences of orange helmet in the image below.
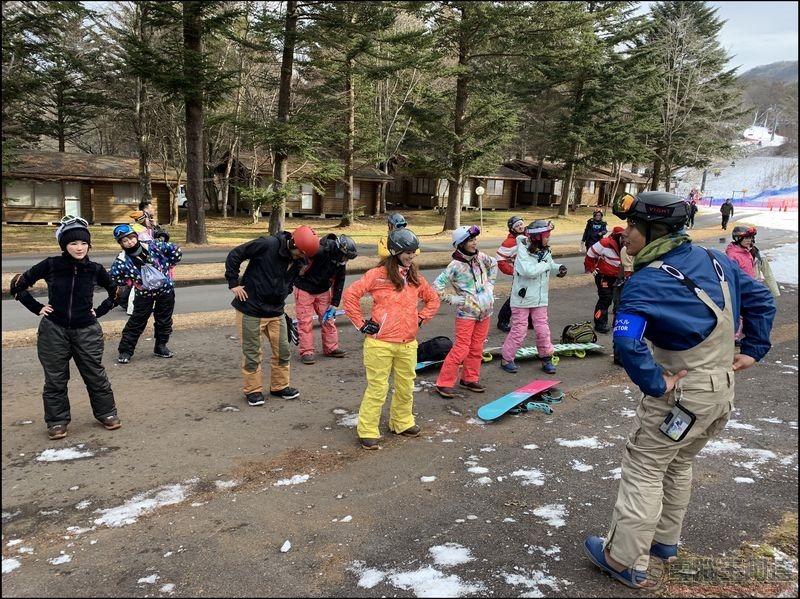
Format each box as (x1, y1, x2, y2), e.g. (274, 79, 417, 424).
(291, 225, 320, 257)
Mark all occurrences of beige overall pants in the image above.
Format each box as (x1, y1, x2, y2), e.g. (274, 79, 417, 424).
(606, 260, 736, 571)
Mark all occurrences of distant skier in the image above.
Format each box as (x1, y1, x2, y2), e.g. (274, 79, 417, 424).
(720, 198, 734, 230)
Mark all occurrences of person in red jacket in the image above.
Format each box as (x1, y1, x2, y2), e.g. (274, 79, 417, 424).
(584, 226, 624, 334)
(495, 215, 532, 332)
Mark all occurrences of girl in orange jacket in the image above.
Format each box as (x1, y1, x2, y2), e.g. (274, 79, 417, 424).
(343, 228, 440, 450)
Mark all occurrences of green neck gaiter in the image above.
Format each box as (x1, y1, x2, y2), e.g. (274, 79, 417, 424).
(633, 233, 691, 271)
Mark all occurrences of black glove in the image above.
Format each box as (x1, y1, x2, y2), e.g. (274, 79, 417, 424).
(359, 319, 380, 335)
(285, 314, 299, 345)
(557, 265, 567, 278)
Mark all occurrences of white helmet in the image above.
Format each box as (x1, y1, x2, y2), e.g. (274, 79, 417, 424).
(451, 225, 480, 248)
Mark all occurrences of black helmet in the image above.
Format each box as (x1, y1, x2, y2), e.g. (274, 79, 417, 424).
(387, 228, 419, 255)
(387, 213, 407, 229)
(507, 215, 524, 232)
(732, 225, 757, 243)
(336, 234, 358, 260)
(613, 191, 689, 230)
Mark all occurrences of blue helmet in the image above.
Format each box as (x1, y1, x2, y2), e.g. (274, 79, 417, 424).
(387, 213, 407, 229)
(336, 234, 358, 260)
(113, 224, 137, 242)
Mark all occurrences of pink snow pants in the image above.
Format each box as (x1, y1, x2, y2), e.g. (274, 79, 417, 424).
(501, 306, 555, 362)
(294, 288, 338, 357)
(436, 317, 491, 387)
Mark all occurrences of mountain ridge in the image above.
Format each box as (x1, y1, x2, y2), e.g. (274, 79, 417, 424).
(739, 60, 798, 83)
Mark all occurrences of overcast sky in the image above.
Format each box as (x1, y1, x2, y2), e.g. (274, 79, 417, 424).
(710, 1, 799, 73)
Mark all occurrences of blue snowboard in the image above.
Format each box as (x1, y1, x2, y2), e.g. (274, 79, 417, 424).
(477, 379, 561, 422)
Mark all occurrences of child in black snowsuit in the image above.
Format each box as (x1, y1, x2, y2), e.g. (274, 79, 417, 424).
(581, 210, 608, 251)
(9, 217, 121, 440)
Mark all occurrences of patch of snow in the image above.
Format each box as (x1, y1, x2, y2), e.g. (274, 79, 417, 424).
(429, 543, 474, 567)
(274, 474, 310, 486)
(532, 504, 568, 528)
(93, 484, 189, 528)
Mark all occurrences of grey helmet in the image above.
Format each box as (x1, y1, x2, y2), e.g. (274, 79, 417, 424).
(613, 191, 689, 230)
(387, 213, 407, 229)
(336, 234, 358, 260)
(507, 215, 524, 232)
(387, 228, 419, 255)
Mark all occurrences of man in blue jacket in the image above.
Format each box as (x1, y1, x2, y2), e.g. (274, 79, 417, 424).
(583, 191, 776, 589)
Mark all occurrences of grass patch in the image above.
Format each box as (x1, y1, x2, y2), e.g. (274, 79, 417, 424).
(653, 512, 798, 597)
(1, 206, 595, 254)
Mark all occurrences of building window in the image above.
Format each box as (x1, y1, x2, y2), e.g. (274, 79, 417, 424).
(301, 183, 313, 210)
(486, 179, 504, 195)
(413, 177, 434, 194)
(3, 179, 77, 208)
(113, 183, 140, 205)
(335, 182, 345, 199)
(352, 181, 360, 200)
(584, 180, 596, 193)
(524, 179, 551, 193)
(4, 180, 34, 207)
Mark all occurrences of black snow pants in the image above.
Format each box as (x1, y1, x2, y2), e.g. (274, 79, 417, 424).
(37, 318, 117, 426)
(118, 289, 176, 355)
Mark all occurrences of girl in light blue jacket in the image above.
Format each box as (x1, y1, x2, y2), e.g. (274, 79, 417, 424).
(501, 220, 567, 374)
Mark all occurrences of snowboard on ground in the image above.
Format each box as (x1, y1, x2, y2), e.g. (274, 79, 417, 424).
(477, 379, 561, 422)
(482, 342, 604, 363)
(416, 358, 446, 371)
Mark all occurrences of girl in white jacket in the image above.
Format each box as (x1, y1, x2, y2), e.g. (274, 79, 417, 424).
(500, 220, 567, 374)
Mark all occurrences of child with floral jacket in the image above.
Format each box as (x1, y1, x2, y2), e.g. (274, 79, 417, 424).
(431, 225, 497, 398)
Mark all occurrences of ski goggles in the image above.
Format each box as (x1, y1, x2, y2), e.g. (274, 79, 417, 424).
(465, 225, 480, 237)
(613, 193, 637, 220)
(60, 215, 89, 227)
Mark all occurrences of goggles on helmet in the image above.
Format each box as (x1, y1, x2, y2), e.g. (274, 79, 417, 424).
(113, 224, 137, 241)
(61, 215, 89, 227)
(613, 193, 637, 220)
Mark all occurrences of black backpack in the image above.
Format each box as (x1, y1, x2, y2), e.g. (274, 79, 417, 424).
(560, 321, 597, 344)
(417, 336, 453, 362)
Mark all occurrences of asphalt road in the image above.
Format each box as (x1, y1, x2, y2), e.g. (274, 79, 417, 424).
(1, 266, 796, 597)
(3, 212, 795, 332)
(0, 211, 752, 271)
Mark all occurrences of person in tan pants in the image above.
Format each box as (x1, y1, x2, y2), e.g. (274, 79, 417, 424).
(583, 191, 776, 589)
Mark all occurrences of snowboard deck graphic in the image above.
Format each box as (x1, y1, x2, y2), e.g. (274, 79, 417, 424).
(482, 342, 604, 363)
(477, 379, 561, 422)
(417, 342, 603, 371)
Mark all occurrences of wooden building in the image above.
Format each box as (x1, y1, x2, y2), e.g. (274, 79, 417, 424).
(214, 151, 393, 217)
(385, 165, 530, 211)
(505, 159, 649, 208)
(2, 150, 178, 224)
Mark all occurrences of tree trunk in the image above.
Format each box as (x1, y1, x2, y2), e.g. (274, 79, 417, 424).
(269, 0, 296, 235)
(134, 75, 152, 204)
(183, 2, 207, 244)
(532, 156, 544, 207)
(339, 59, 356, 227)
(559, 145, 579, 217)
(650, 155, 662, 191)
(444, 9, 470, 233)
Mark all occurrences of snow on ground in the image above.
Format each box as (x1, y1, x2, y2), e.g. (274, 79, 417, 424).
(722, 206, 798, 285)
(675, 154, 798, 201)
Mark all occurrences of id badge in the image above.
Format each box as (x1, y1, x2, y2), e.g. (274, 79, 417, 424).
(659, 400, 696, 442)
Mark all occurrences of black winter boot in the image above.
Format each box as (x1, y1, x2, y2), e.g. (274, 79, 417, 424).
(154, 343, 174, 358)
